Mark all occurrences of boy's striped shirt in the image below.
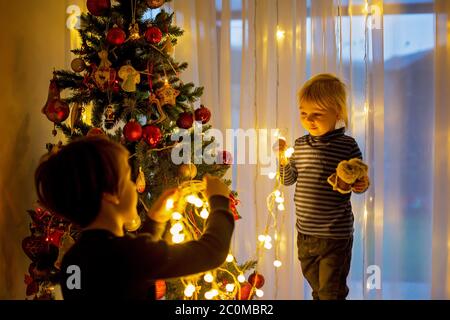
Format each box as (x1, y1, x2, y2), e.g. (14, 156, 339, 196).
(280, 128, 362, 238)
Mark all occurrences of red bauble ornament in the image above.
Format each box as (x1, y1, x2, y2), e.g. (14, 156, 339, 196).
(248, 272, 265, 289)
(107, 26, 126, 46)
(194, 105, 211, 124)
(145, 26, 163, 44)
(236, 282, 253, 300)
(123, 120, 143, 142)
(44, 99, 70, 123)
(155, 280, 166, 300)
(217, 150, 233, 165)
(87, 0, 111, 16)
(146, 0, 165, 9)
(176, 112, 194, 129)
(42, 78, 70, 124)
(87, 127, 104, 136)
(142, 125, 162, 147)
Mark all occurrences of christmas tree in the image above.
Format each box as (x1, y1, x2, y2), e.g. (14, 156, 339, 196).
(23, 0, 261, 300)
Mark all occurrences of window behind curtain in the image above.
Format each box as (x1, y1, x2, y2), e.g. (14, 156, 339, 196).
(216, 0, 435, 299)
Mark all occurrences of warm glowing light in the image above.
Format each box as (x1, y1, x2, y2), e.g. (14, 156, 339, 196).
(256, 289, 264, 298)
(186, 195, 198, 204)
(275, 196, 284, 204)
(276, 28, 285, 40)
(172, 234, 185, 243)
(278, 203, 285, 211)
(237, 274, 246, 283)
(165, 198, 174, 210)
(226, 254, 234, 262)
(184, 284, 195, 297)
(265, 235, 272, 242)
(268, 172, 276, 180)
(226, 284, 235, 292)
(258, 234, 266, 242)
(274, 260, 282, 268)
(204, 273, 214, 283)
(274, 190, 281, 197)
(264, 242, 273, 250)
(170, 223, 183, 235)
(200, 208, 209, 219)
(194, 198, 204, 208)
(205, 290, 218, 300)
(172, 212, 182, 220)
(285, 147, 295, 158)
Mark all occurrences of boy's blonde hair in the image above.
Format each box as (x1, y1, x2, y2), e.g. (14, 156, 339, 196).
(298, 73, 348, 127)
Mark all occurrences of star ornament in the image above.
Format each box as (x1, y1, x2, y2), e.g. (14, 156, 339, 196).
(156, 83, 180, 107)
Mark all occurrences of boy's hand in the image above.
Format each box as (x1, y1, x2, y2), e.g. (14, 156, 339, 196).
(204, 175, 230, 199)
(279, 152, 289, 166)
(147, 188, 179, 223)
(352, 175, 370, 194)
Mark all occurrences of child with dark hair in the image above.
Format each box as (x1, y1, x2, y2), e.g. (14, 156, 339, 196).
(35, 136, 234, 300)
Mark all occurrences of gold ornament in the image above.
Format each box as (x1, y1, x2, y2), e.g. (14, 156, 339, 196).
(136, 167, 146, 193)
(156, 82, 180, 107)
(148, 93, 167, 124)
(118, 64, 140, 92)
(124, 215, 142, 232)
(179, 163, 197, 180)
(128, 22, 140, 41)
(164, 37, 174, 55)
(94, 50, 115, 91)
(71, 58, 86, 73)
(70, 103, 84, 133)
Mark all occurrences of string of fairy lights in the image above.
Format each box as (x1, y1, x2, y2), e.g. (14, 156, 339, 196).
(159, 179, 265, 300)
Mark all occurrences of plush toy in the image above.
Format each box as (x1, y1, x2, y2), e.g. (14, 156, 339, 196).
(327, 158, 370, 194)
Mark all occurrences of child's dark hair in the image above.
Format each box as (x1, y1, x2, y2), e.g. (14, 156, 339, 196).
(35, 136, 129, 228)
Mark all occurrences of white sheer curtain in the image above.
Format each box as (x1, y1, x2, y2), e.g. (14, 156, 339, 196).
(175, 0, 449, 299)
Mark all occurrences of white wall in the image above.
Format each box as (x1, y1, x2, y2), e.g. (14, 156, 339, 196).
(0, 0, 73, 299)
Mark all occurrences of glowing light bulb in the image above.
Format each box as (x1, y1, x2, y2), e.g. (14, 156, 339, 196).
(172, 234, 185, 243)
(258, 234, 266, 242)
(274, 260, 282, 268)
(184, 284, 195, 297)
(274, 190, 281, 197)
(226, 284, 235, 292)
(165, 198, 174, 210)
(186, 195, 197, 204)
(211, 289, 219, 297)
(265, 235, 272, 242)
(204, 273, 214, 283)
(170, 223, 183, 235)
(278, 203, 285, 211)
(226, 254, 234, 262)
(237, 274, 245, 283)
(264, 242, 273, 250)
(172, 212, 182, 220)
(194, 198, 204, 208)
(275, 196, 285, 204)
(205, 291, 214, 300)
(200, 208, 209, 219)
(276, 28, 285, 40)
(285, 147, 295, 158)
(256, 289, 264, 297)
(268, 172, 276, 180)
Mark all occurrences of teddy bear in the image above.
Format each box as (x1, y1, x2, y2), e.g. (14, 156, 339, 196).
(327, 158, 370, 194)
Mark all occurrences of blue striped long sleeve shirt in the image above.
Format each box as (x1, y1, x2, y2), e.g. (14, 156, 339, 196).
(280, 128, 363, 239)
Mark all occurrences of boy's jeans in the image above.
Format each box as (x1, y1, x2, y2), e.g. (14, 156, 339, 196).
(297, 232, 353, 300)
